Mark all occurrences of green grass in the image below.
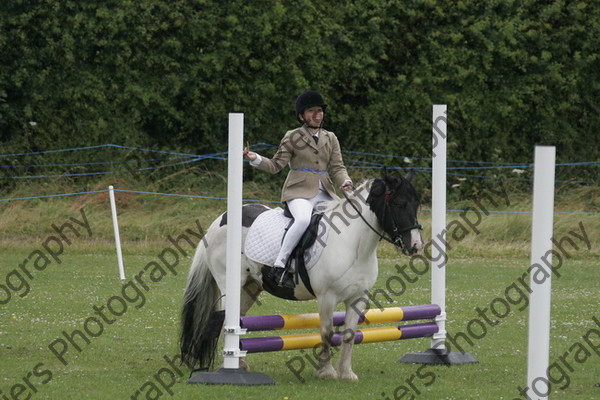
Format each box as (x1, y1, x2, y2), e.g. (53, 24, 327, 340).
(1, 180, 599, 399)
(1, 239, 599, 399)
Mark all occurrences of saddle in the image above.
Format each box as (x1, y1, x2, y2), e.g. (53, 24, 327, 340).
(264, 212, 323, 297)
(245, 207, 329, 299)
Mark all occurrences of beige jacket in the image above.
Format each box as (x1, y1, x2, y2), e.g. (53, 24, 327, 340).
(255, 126, 351, 203)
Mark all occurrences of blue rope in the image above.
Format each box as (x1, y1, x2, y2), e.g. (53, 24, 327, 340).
(113, 189, 280, 204)
(0, 142, 595, 185)
(2, 142, 597, 169)
(0, 142, 276, 159)
(9, 171, 119, 179)
(291, 168, 328, 174)
(342, 148, 600, 167)
(0, 144, 119, 157)
(0, 155, 228, 179)
(0, 157, 184, 168)
(0, 144, 203, 158)
(1, 188, 597, 215)
(0, 190, 109, 202)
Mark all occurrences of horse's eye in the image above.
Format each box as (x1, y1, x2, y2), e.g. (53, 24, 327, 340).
(395, 201, 407, 209)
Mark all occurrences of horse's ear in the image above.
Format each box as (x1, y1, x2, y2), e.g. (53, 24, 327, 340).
(404, 169, 414, 183)
(382, 166, 389, 179)
(382, 167, 396, 186)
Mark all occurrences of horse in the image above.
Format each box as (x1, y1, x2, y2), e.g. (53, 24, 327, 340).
(180, 172, 423, 381)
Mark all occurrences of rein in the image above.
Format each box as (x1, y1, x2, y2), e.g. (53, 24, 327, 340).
(342, 189, 420, 251)
(383, 189, 423, 244)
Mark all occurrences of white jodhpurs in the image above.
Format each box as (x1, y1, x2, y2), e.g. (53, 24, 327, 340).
(273, 189, 332, 268)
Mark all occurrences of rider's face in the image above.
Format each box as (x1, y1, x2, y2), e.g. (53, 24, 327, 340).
(300, 106, 324, 128)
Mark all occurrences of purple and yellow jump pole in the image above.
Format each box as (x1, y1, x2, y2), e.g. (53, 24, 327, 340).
(240, 304, 441, 332)
(241, 322, 439, 353)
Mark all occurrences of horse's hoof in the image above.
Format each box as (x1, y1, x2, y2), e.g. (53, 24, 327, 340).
(240, 359, 250, 371)
(339, 370, 358, 381)
(316, 365, 338, 379)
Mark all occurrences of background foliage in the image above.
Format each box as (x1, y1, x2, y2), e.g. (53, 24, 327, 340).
(1, 0, 599, 173)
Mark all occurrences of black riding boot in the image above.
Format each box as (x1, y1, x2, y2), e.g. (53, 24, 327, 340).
(269, 267, 295, 289)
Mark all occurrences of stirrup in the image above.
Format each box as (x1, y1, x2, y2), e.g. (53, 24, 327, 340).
(270, 267, 295, 289)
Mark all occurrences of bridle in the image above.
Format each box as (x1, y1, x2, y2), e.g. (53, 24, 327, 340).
(342, 187, 422, 253)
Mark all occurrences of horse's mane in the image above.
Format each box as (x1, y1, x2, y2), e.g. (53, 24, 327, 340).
(315, 172, 417, 216)
(315, 179, 374, 214)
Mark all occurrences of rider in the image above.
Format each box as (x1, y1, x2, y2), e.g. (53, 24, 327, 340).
(243, 90, 353, 288)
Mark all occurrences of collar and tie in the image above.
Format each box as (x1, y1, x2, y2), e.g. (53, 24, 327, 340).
(309, 128, 320, 145)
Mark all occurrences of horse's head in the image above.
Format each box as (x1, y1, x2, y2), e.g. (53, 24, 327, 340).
(366, 171, 423, 256)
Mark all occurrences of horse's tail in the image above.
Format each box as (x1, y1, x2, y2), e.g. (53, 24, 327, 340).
(180, 241, 223, 371)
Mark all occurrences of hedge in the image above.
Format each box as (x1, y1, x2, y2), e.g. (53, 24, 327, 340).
(1, 0, 598, 179)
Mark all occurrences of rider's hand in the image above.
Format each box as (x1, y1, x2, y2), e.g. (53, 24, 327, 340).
(243, 146, 257, 161)
(341, 181, 354, 192)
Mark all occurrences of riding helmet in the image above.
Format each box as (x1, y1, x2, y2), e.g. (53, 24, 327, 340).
(295, 90, 327, 119)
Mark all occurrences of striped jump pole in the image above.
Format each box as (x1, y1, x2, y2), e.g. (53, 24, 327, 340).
(240, 304, 441, 332)
(241, 323, 439, 354)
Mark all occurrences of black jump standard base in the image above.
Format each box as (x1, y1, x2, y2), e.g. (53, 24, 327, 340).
(187, 368, 275, 386)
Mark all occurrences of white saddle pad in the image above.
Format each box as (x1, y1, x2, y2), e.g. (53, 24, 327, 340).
(244, 207, 329, 271)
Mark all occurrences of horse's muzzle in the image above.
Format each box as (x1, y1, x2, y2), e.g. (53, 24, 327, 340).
(409, 229, 423, 256)
(409, 245, 422, 256)
(400, 242, 422, 256)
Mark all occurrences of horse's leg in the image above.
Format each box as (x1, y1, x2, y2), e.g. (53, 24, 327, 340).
(337, 296, 365, 380)
(315, 294, 338, 379)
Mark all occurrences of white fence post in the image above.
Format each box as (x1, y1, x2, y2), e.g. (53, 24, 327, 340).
(188, 113, 274, 385)
(431, 104, 448, 351)
(108, 185, 126, 282)
(399, 104, 477, 365)
(526, 146, 556, 399)
(222, 113, 246, 369)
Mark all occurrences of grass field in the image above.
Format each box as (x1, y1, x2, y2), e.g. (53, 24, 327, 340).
(1, 187, 599, 399)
